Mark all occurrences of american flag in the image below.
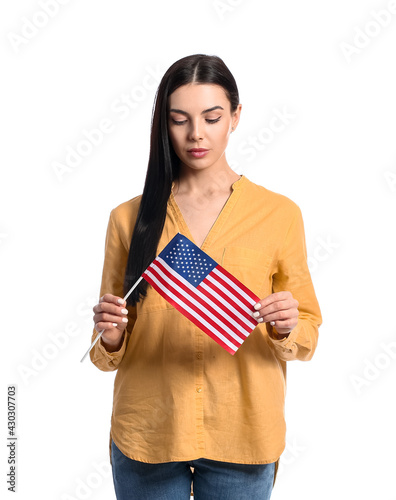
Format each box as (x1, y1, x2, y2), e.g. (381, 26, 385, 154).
(142, 233, 261, 355)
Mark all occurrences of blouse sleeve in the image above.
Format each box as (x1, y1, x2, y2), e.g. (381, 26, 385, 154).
(267, 205, 322, 361)
(89, 210, 137, 371)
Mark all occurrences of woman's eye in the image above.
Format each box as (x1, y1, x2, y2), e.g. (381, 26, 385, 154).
(171, 119, 187, 125)
(170, 117, 221, 125)
(206, 117, 221, 124)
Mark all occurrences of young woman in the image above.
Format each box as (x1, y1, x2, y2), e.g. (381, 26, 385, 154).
(90, 54, 322, 500)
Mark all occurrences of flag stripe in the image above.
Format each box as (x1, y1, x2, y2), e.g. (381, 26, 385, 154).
(141, 232, 261, 355)
(199, 281, 257, 331)
(143, 268, 240, 354)
(209, 269, 258, 312)
(152, 262, 251, 339)
(215, 264, 260, 302)
(150, 259, 246, 344)
(211, 268, 255, 309)
(198, 281, 255, 335)
(202, 277, 258, 329)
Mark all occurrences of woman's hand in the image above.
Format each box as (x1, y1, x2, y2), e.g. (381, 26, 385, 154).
(92, 293, 129, 351)
(253, 291, 299, 338)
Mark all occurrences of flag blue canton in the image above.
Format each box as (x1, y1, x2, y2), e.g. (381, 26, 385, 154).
(159, 234, 218, 287)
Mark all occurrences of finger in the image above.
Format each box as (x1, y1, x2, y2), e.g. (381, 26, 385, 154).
(269, 318, 297, 331)
(261, 308, 299, 323)
(94, 320, 126, 332)
(93, 300, 129, 316)
(256, 299, 296, 317)
(101, 293, 125, 305)
(254, 291, 292, 310)
(94, 310, 129, 324)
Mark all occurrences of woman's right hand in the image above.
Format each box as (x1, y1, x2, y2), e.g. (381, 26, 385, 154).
(92, 293, 129, 350)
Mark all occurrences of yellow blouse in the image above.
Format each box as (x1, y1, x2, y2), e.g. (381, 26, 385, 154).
(89, 174, 322, 485)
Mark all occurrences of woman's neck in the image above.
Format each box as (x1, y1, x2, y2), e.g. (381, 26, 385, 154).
(173, 166, 241, 197)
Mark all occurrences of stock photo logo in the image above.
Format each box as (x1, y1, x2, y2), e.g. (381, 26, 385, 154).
(61, 459, 112, 500)
(51, 65, 163, 182)
(307, 236, 340, 274)
(339, 2, 396, 63)
(384, 168, 396, 192)
(213, 0, 249, 21)
(349, 340, 396, 395)
(232, 106, 296, 171)
(7, 0, 72, 53)
(17, 296, 96, 385)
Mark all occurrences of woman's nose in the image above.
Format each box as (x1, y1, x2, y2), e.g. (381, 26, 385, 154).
(189, 120, 204, 141)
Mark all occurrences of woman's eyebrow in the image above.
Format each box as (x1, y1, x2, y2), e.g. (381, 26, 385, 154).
(169, 105, 224, 116)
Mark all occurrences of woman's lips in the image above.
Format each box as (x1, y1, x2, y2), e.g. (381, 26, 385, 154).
(187, 149, 209, 158)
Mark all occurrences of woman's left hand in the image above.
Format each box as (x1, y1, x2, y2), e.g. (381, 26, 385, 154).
(253, 291, 299, 337)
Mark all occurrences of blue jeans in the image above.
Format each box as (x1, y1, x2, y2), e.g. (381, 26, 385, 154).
(111, 439, 275, 500)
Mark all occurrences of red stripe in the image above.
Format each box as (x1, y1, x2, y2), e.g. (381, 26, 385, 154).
(151, 261, 246, 344)
(146, 263, 243, 349)
(154, 261, 252, 336)
(197, 281, 253, 335)
(209, 270, 254, 310)
(215, 264, 261, 302)
(143, 271, 238, 354)
(202, 278, 257, 329)
(144, 273, 237, 354)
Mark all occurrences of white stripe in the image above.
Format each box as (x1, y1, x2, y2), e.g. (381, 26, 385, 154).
(155, 258, 251, 338)
(144, 268, 239, 351)
(206, 271, 256, 318)
(200, 281, 256, 331)
(213, 267, 257, 305)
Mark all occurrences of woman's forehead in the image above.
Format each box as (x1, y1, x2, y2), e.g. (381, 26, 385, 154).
(168, 83, 229, 109)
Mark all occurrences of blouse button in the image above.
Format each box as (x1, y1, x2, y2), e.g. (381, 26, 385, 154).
(196, 387, 202, 393)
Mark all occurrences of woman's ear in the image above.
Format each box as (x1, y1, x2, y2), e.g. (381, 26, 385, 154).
(232, 103, 242, 131)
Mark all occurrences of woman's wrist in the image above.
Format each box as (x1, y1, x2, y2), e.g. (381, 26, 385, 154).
(101, 332, 125, 352)
(268, 325, 292, 340)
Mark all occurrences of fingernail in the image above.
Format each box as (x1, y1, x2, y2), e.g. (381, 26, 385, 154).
(270, 321, 275, 326)
(112, 323, 118, 327)
(121, 308, 128, 315)
(253, 311, 260, 318)
(117, 299, 124, 305)
(254, 303, 261, 310)
(122, 317, 128, 323)
(257, 318, 264, 323)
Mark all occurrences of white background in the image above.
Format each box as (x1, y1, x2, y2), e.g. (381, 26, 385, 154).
(2, 1, 396, 499)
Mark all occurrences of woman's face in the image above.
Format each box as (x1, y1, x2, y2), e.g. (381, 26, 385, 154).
(167, 83, 241, 173)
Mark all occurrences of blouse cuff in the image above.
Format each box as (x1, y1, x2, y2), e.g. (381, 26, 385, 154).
(267, 323, 300, 351)
(90, 329, 128, 369)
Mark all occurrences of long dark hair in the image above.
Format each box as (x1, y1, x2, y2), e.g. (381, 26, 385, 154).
(123, 54, 240, 306)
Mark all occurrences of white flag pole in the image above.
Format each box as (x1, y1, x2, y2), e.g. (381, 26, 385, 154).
(80, 276, 144, 363)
